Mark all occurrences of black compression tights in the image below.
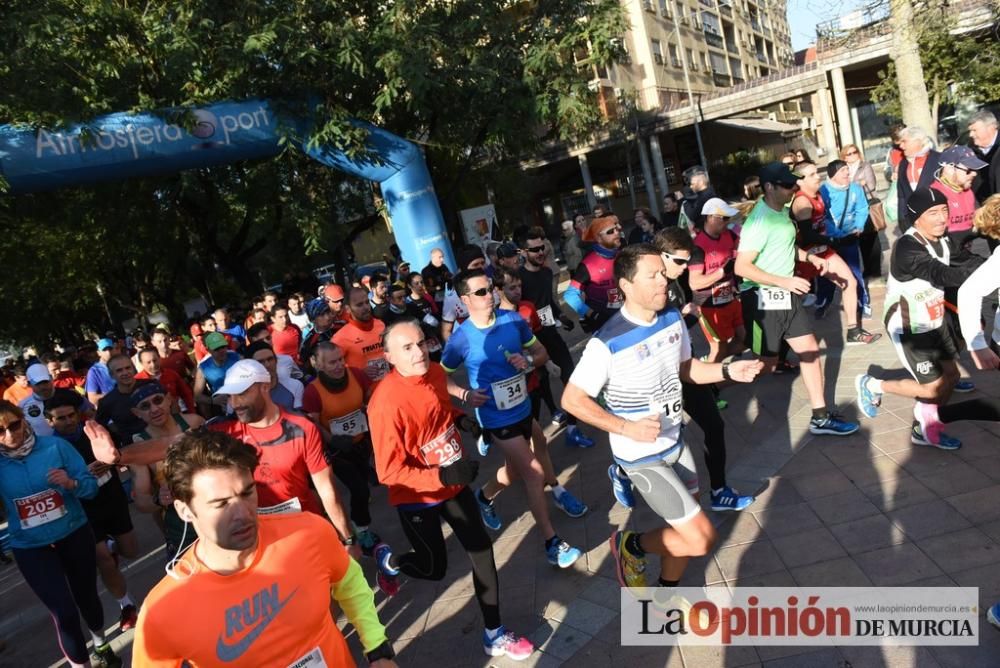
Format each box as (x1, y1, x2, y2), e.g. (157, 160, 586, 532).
(395, 487, 501, 629)
(938, 397, 1000, 424)
(682, 382, 727, 491)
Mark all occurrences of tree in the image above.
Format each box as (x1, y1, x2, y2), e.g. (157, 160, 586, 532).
(0, 0, 628, 345)
(871, 0, 1000, 136)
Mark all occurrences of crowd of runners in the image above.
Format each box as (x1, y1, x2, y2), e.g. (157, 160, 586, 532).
(2, 112, 1000, 666)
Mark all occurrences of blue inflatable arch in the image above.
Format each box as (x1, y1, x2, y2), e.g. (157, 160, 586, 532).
(0, 100, 456, 270)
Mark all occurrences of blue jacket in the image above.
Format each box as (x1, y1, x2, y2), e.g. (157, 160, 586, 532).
(820, 182, 869, 238)
(0, 436, 98, 549)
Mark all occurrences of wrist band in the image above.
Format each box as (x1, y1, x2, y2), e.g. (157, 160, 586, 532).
(721, 361, 732, 382)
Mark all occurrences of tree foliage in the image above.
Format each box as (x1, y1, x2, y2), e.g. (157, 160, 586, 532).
(0, 0, 627, 346)
(871, 2, 1000, 127)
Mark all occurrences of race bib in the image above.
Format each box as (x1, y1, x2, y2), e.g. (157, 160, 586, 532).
(758, 286, 791, 311)
(15, 489, 67, 529)
(607, 288, 623, 309)
(288, 648, 328, 668)
(330, 409, 368, 437)
(925, 296, 946, 324)
(491, 374, 528, 411)
(648, 384, 684, 425)
(418, 424, 463, 467)
(258, 497, 302, 515)
(366, 357, 390, 381)
(537, 305, 556, 327)
(711, 282, 734, 305)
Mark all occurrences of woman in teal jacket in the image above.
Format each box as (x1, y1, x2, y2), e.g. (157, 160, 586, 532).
(0, 400, 120, 667)
(819, 159, 872, 319)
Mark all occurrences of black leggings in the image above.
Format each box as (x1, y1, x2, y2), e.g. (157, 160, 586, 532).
(396, 487, 501, 629)
(682, 382, 727, 491)
(332, 441, 373, 527)
(938, 397, 1000, 424)
(14, 523, 103, 664)
(535, 326, 577, 425)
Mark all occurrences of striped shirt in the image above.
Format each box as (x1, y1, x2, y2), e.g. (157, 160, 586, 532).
(570, 306, 691, 465)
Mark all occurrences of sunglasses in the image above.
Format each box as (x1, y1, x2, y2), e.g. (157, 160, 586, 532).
(136, 395, 167, 411)
(0, 420, 23, 435)
(662, 252, 690, 266)
(467, 285, 494, 297)
(954, 165, 975, 174)
(845, 150, 859, 156)
(525, 245, 545, 253)
(602, 226, 622, 235)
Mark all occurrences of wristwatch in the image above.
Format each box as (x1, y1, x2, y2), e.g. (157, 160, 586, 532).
(524, 353, 535, 369)
(366, 640, 395, 664)
(341, 534, 357, 547)
(721, 361, 733, 382)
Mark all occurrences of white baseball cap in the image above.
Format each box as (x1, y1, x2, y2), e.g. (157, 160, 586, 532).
(25, 363, 52, 385)
(213, 359, 271, 396)
(700, 197, 739, 218)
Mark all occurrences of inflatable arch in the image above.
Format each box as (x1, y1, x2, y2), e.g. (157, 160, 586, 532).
(0, 100, 456, 270)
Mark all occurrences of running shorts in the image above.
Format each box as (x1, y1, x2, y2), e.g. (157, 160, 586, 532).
(619, 445, 699, 524)
(84, 478, 134, 540)
(482, 414, 534, 444)
(698, 300, 744, 343)
(886, 318, 958, 385)
(740, 287, 813, 358)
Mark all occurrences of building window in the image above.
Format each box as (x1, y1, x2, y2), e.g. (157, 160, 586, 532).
(652, 39, 664, 65)
(686, 48, 695, 68)
(659, 0, 670, 16)
(669, 43, 681, 68)
(702, 51, 710, 70)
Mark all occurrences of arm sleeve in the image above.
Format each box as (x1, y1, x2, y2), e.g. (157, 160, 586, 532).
(565, 263, 591, 317)
(958, 249, 1000, 350)
(58, 439, 98, 500)
(330, 557, 388, 653)
(795, 218, 833, 248)
(861, 164, 877, 193)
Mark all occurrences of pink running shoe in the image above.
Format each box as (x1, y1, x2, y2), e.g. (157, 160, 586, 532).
(484, 628, 534, 661)
(913, 402, 944, 445)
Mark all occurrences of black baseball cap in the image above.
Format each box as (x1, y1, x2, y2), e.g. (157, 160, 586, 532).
(906, 186, 948, 220)
(496, 242, 519, 259)
(758, 162, 801, 187)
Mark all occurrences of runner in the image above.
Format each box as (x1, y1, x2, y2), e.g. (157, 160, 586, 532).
(244, 341, 302, 411)
(333, 287, 390, 382)
(130, 382, 205, 559)
(95, 354, 153, 443)
(369, 273, 391, 321)
(303, 341, 383, 557)
(193, 331, 241, 415)
(689, 198, 745, 364)
(792, 160, 880, 342)
(516, 226, 595, 446)
(856, 187, 988, 448)
(0, 400, 122, 668)
(3, 365, 33, 405)
(85, 338, 117, 405)
(45, 391, 140, 633)
(369, 317, 535, 660)
(560, 244, 763, 590)
(268, 302, 302, 366)
(654, 228, 756, 512)
(441, 269, 584, 568)
(736, 162, 861, 436)
(565, 215, 624, 332)
(132, 430, 397, 667)
(213, 306, 246, 342)
(299, 297, 338, 370)
(287, 292, 312, 330)
(135, 348, 195, 414)
(20, 363, 63, 436)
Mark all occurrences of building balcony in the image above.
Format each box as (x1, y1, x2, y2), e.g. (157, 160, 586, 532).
(704, 31, 724, 48)
(712, 72, 731, 87)
(726, 41, 738, 54)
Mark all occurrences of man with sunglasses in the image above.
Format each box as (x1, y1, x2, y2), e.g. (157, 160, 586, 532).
(932, 146, 988, 247)
(565, 215, 625, 333)
(735, 162, 860, 436)
(515, 226, 594, 446)
(441, 245, 488, 342)
(441, 269, 584, 569)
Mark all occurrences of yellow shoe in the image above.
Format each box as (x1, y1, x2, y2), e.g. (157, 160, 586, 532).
(610, 530, 647, 589)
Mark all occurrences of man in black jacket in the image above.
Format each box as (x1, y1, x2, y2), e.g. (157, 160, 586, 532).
(897, 127, 941, 230)
(680, 166, 717, 231)
(969, 110, 1000, 201)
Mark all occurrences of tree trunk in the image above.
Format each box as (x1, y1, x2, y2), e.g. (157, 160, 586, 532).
(891, 0, 936, 142)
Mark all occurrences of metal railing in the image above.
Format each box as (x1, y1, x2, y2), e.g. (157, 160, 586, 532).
(662, 59, 820, 110)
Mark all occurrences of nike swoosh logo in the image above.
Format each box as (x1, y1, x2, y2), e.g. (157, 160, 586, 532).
(215, 588, 298, 662)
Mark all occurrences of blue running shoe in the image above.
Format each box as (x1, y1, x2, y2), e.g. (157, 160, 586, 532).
(477, 435, 490, 457)
(710, 486, 755, 512)
(954, 379, 975, 393)
(550, 410, 569, 428)
(477, 490, 502, 531)
(545, 537, 582, 569)
(855, 374, 881, 418)
(374, 542, 400, 596)
(565, 426, 595, 448)
(809, 412, 859, 436)
(987, 602, 1000, 631)
(910, 425, 962, 451)
(553, 489, 588, 518)
(608, 464, 635, 509)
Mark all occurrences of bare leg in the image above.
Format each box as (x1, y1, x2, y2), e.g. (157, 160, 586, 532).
(489, 435, 555, 539)
(786, 333, 825, 409)
(825, 253, 859, 328)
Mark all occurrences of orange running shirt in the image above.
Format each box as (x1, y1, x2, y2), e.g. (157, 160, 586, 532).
(133, 513, 356, 667)
(332, 319, 389, 382)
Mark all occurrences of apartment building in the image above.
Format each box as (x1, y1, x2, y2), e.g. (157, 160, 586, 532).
(593, 0, 796, 116)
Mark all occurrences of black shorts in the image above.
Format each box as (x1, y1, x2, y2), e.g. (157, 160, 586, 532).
(82, 477, 134, 541)
(740, 287, 813, 357)
(889, 326, 959, 384)
(482, 414, 534, 444)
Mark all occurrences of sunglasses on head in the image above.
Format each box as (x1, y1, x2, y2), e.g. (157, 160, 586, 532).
(0, 420, 24, 435)
(662, 252, 690, 266)
(136, 395, 167, 411)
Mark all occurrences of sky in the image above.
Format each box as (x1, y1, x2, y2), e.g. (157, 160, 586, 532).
(784, 0, 867, 51)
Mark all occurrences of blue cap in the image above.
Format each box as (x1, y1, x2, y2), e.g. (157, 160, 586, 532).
(305, 297, 331, 320)
(96, 338, 115, 351)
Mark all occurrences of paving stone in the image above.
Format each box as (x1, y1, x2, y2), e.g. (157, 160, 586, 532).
(944, 484, 1000, 525)
(860, 475, 939, 512)
(853, 542, 944, 586)
(887, 500, 974, 541)
(913, 459, 996, 498)
(789, 555, 873, 586)
(771, 526, 847, 568)
(753, 502, 823, 538)
(715, 540, 785, 581)
(542, 597, 618, 636)
(787, 468, 857, 500)
(916, 527, 1000, 575)
(529, 619, 595, 661)
(829, 513, 907, 554)
(807, 488, 881, 524)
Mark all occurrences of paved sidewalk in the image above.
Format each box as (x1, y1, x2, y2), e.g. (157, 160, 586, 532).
(5, 269, 1000, 667)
